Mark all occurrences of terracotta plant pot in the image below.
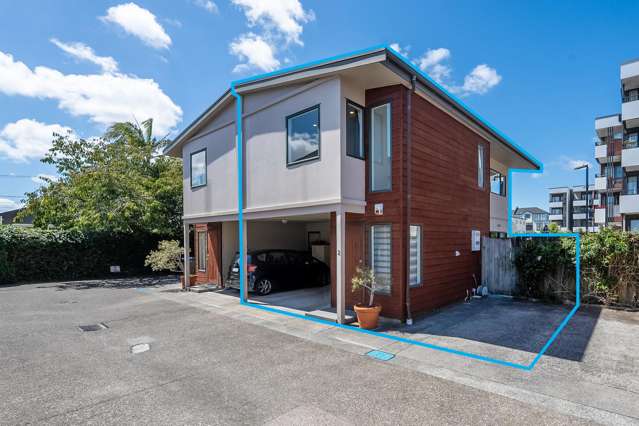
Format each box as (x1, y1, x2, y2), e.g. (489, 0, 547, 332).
(354, 304, 382, 330)
(180, 274, 197, 289)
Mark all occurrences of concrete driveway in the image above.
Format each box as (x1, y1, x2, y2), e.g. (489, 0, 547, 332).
(1, 279, 637, 425)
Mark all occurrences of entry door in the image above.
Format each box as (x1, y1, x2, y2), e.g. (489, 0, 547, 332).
(345, 219, 365, 303)
(207, 223, 223, 286)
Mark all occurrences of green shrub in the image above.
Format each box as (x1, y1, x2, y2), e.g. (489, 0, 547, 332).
(145, 240, 183, 273)
(0, 226, 162, 284)
(513, 237, 574, 300)
(512, 228, 639, 306)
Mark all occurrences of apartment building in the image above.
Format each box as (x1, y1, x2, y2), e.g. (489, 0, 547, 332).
(594, 58, 639, 231)
(548, 187, 571, 230)
(547, 186, 599, 232)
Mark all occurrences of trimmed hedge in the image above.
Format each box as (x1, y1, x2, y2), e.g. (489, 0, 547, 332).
(0, 226, 162, 284)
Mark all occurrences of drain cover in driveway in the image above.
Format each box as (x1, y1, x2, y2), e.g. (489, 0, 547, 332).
(130, 343, 150, 354)
(366, 350, 395, 361)
(78, 323, 108, 332)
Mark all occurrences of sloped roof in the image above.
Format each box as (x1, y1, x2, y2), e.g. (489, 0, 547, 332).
(514, 207, 548, 215)
(165, 45, 541, 172)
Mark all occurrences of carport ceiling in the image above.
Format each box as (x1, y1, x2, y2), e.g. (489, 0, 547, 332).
(252, 213, 330, 222)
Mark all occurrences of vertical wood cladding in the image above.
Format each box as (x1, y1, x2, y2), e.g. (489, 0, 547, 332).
(407, 90, 489, 315)
(347, 85, 490, 320)
(361, 85, 407, 319)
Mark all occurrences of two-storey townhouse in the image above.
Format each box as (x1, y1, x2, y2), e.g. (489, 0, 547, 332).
(165, 46, 540, 323)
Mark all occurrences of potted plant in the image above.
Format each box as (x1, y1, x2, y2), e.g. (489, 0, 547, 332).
(145, 240, 196, 289)
(351, 263, 382, 329)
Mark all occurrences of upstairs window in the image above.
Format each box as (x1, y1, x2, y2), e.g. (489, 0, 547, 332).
(370, 103, 392, 191)
(346, 100, 364, 159)
(190, 149, 207, 188)
(490, 169, 506, 196)
(478, 144, 485, 188)
(287, 105, 320, 166)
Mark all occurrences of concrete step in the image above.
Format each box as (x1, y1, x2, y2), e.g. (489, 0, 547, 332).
(189, 284, 219, 293)
(306, 308, 356, 324)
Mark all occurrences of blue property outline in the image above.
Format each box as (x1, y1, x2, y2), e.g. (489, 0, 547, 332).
(229, 45, 580, 371)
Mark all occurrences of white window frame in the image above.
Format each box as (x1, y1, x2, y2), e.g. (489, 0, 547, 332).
(370, 103, 392, 192)
(190, 149, 207, 188)
(478, 144, 485, 189)
(409, 225, 422, 287)
(370, 224, 392, 294)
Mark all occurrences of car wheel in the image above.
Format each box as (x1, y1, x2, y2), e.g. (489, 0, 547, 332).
(255, 278, 273, 295)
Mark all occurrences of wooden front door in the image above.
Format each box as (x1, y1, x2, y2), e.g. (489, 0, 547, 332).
(194, 223, 223, 286)
(330, 213, 365, 308)
(207, 223, 222, 286)
(345, 217, 365, 306)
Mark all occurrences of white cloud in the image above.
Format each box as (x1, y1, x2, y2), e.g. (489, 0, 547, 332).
(232, 0, 314, 46)
(560, 156, 592, 171)
(101, 3, 171, 50)
(31, 173, 59, 185)
(416, 48, 453, 86)
(229, 33, 280, 72)
(0, 119, 71, 162)
(0, 51, 182, 136)
(389, 43, 410, 58)
(408, 47, 501, 96)
(460, 64, 502, 95)
(50, 38, 118, 73)
(0, 198, 20, 212)
(193, 0, 218, 14)
(417, 48, 451, 70)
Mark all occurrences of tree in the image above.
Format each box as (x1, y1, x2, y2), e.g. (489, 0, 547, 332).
(19, 119, 182, 237)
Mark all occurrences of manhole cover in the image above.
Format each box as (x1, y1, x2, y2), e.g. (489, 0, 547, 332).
(78, 323, 108, 332)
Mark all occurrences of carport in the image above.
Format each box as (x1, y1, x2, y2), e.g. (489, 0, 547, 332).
(185, 212, 350, 319)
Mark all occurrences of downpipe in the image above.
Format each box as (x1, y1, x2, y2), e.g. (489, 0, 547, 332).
(231, 85, 246, 303)
(405, 75, 416, 326)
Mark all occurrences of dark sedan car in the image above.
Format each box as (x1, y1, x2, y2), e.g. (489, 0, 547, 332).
(226, 249, 330, 295)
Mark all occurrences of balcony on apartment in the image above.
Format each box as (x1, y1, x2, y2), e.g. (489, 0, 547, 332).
(595, 172, 623, 192)
(620, 177, 639, 214)
(572, 185, 597, 207)
(548, 208, 564, 221)
(594, 206, 606, 224)
(622, 88, 639, 129)
(548, 194, 564, 208)
(622, 133, 639, 171)
(595, 137, 622, 164)
(594, 114, 621, 159)
(622, 57, 639, 127)
(621, 57, 639, 84)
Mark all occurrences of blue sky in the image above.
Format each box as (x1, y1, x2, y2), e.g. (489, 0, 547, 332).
(1, 0, 638, 213)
